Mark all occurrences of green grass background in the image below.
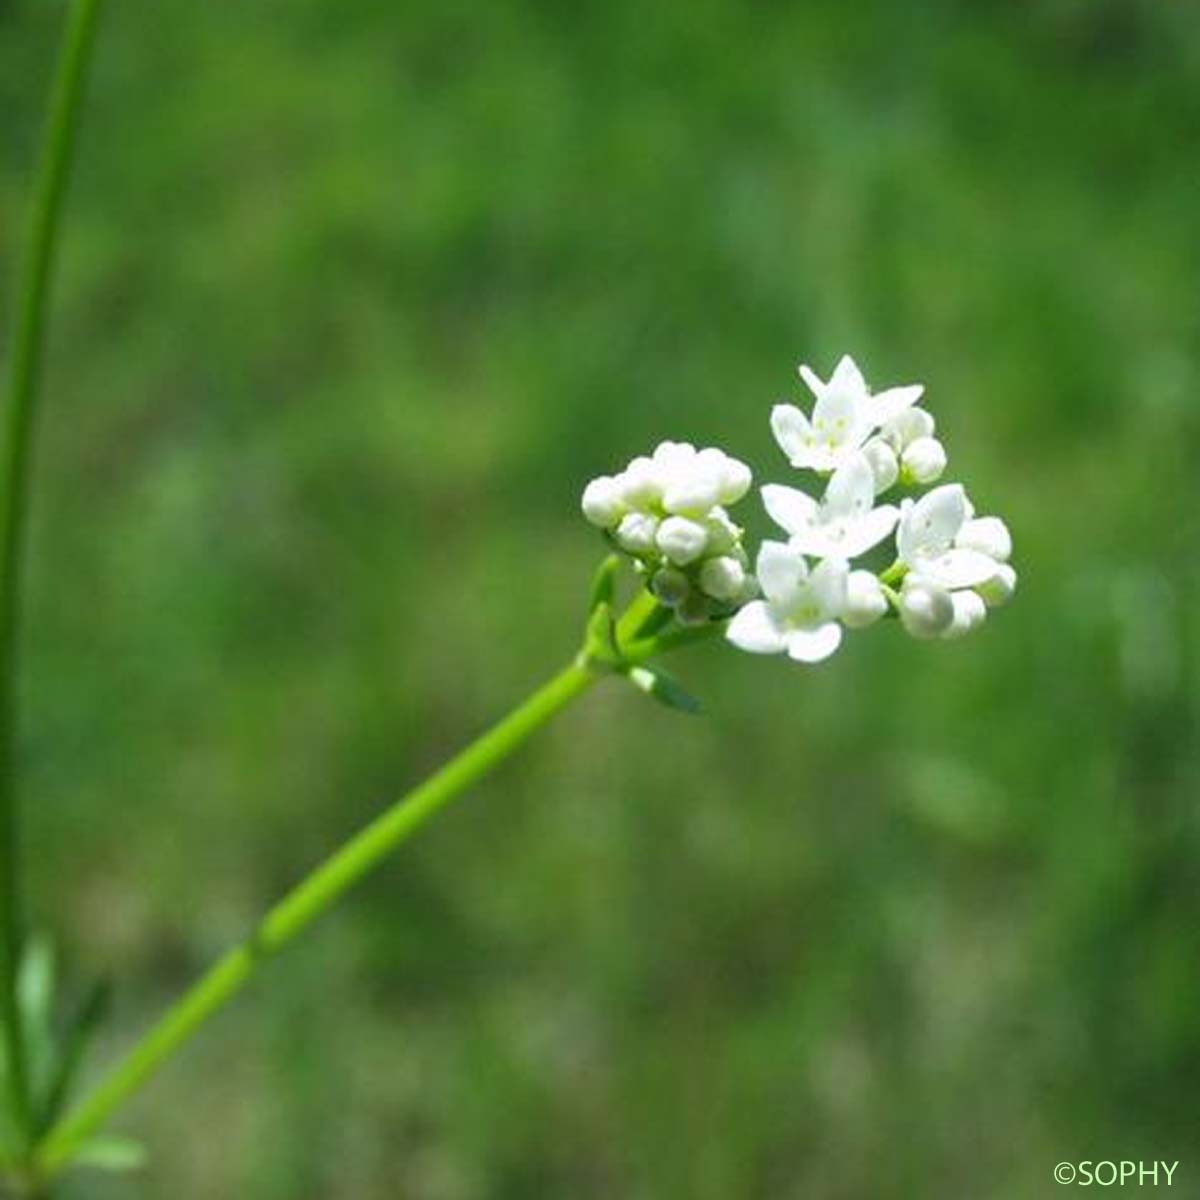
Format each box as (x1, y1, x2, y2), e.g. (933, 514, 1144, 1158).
(2, 0, 1199, 1195)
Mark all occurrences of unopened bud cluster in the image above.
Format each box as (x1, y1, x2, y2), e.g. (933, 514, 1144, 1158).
(581, 441, 756, 623)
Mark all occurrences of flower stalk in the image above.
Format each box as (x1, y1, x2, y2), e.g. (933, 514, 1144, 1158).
(33, 585, 718, 1177)
(1, 0, 104, 1153)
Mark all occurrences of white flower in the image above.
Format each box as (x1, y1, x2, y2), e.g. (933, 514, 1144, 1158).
(770, 355, 924, 472)
(900, 436, 947, 484)
(842, 569, 888, 628)
(898, 576, 955, 639)
(896, 484, 998, 589)
(726, 542, 848, 663)
(895, 486, 1016, 636)
(762, 451, 899, 560)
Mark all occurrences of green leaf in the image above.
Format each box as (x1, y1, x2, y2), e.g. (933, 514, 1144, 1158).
(587, 554, 621, 614)
(583, 602, 620, 666)
(17, 934, 58, 1103)
(72, 1135, 147, 1173)
(630, 601, 673, 641)
(624, 665, 702, 714)
(37, 977, 112, 1135)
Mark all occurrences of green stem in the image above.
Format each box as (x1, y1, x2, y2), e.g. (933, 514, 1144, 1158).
(35, 658, 599, 1174)
(0, 0, 104, 1145)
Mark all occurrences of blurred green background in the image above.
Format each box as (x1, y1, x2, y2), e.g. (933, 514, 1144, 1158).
(3, 0, 1199, 1195)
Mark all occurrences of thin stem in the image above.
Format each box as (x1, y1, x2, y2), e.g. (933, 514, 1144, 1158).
(0, 0, 104, 1144)
(35, 659, 598, 1174)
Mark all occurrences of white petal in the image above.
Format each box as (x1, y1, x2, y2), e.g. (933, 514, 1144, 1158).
(726, 601, 788, 655)
(811, 386, 864, 447)
(837, 505, 900, 558)
(956, 516, 1012, 563)
(785, 527, 843, 560)
(897, 483, 967, 563)
(915, 547, 999, 589)
(770, 404, 815, 465)
(797, 363, 827, 399)
(808, 558, 849, 617)
(827, 354, 867, 397)
(755, 540, 807, 605)
(871, 384, 924, 425)
(761, 483, 818, 537)
(823, 452, 876, 519)
(785, 622, 843, 663)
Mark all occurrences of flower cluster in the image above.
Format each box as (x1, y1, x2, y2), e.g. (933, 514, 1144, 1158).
(580, 354, 1016, 665)
(730, 355, 1016, 662)
(580, 440, 756, 622)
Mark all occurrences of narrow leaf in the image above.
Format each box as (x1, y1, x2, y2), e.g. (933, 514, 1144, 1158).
(17, 934, 57, 1102)
(625, 665, 702, 715)
(584, 602, 620, 666)
(587, 554, 621, 614)
(37, 977, 112, 1135)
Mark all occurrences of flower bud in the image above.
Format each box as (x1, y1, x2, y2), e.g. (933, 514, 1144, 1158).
(615, 512, 659, 555)
(975, 562, 1017, 608)
(651, 441, 696, 470)
(956, 516, 1012, 563)
(861, 438, 899, 494)
(581, 476, 624, 527)
(842, 569, 888, 628)
(616, 457, 661, 508)
(899, 578, 955, 638)
(702, 450, 752, 505)
(655, 516, 709, 565)
(661, 472, 721, 516)
(703, 509, 740, 555)
(698, 555, 746, 603)
(901, 436, 947, 484)
(940, 589, 987, 639)
(650, 566, 691, 607)
(882, 407, 935, 449)
(675, 591, 713, 626)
